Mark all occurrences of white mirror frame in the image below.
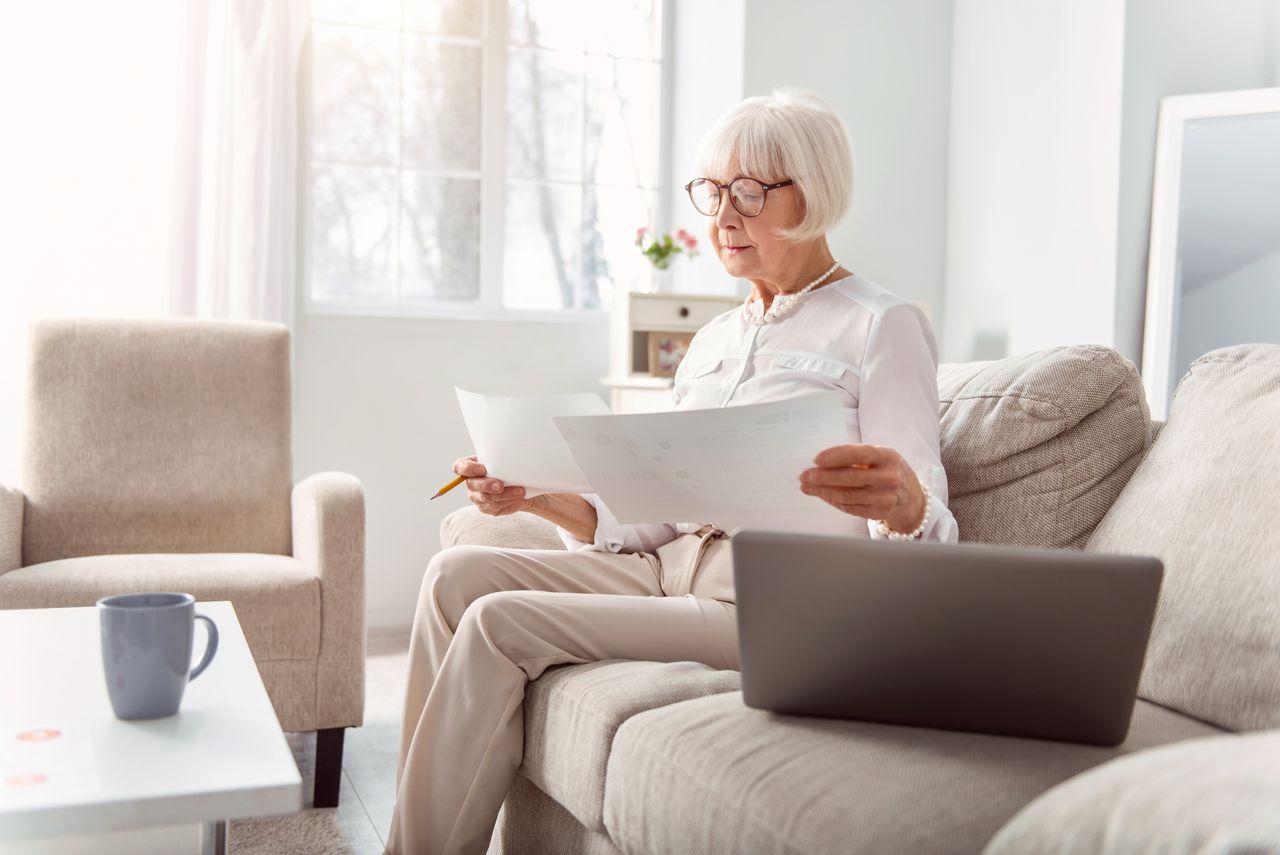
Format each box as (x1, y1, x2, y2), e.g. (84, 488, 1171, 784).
(1141, 86, 1280, 421)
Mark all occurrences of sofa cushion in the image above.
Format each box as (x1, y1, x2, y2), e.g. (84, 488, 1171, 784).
(602, 693, 1219, 855)
(441, 506, 564, 551)
(937, 345, 1148, 549)
(0, 553, 320, 661)
(521, 660, 741, 832)
(1086, 344, 1280, 732)
(983, 729, 1280, 855)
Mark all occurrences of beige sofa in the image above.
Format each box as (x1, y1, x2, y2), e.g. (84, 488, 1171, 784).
(438, 343, 1280, 854)
(0, 318, 365, 808)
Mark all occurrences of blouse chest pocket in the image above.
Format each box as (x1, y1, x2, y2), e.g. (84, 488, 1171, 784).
(772, 352, 849, 380)
(676, 358, 722, 384)
(673, 358, 722, 401)
(770, 352, 858, 409)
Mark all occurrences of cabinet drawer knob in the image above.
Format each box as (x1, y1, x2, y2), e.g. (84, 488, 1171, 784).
(679, 306, 690, 318)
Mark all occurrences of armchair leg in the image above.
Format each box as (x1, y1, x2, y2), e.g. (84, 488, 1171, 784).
(314, 727, 346, 808)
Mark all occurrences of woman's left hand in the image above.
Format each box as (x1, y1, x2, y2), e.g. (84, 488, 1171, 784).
(800, 444, 926, 533)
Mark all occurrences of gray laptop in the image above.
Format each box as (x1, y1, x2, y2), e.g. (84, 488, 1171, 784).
(731, 531, 1163, 746)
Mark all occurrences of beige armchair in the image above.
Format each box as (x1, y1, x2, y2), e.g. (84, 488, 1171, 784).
(0, 318, 364, 808)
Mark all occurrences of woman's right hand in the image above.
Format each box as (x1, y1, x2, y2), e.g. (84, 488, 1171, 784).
(455, 456, 601, 540)
(456, 455, 534, 517)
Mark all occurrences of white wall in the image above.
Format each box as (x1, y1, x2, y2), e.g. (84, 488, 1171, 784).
(740, 0, 955, 334)
(664, 0, 747, 297)
(1114, 0, 1280, 365)
(293, 313, 609, 627)
(943, 0, 1125, 362)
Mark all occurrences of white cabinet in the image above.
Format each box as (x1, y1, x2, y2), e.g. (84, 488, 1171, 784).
(609, 378, 682, 414)
(603, 291, 740, 413)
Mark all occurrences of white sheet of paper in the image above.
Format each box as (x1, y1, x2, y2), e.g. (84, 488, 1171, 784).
(554, 392, 852, 531)
(455, 388, 611, 494)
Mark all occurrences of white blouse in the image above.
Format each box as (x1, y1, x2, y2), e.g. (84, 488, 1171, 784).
(559, 274, 959, 552)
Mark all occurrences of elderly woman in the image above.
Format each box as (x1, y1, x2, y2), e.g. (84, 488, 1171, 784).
(387, 89, 958, 855)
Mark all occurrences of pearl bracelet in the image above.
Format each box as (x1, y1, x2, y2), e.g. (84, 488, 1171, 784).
(873, 483, 932, 540)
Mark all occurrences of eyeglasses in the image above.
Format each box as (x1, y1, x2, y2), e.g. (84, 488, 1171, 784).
(684, 177, 795, 218)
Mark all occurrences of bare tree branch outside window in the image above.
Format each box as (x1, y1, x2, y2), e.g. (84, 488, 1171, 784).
(307, 0, 661, 314)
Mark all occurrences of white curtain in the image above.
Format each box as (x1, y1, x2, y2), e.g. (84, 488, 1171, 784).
(170, 0, 309, 326)
(0, 1, 184, 485)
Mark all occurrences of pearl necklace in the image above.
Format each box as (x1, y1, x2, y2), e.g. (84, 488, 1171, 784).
(741, 261, 841, 325)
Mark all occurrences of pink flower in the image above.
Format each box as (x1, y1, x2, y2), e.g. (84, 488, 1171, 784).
(683, 236, 698, 249)
(635, 226, 648, 246)
(675, 228, 690, 240)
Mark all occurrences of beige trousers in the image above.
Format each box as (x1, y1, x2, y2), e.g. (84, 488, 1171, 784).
(386, 528, 737, 855)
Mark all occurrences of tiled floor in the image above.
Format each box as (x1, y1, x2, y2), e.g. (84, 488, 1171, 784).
(334, 625, 413, 854)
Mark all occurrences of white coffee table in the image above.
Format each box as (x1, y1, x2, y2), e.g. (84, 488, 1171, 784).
(0, 601, 302, 854)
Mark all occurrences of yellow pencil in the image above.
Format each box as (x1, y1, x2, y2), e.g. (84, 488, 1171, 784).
(430, 474, 467, 500)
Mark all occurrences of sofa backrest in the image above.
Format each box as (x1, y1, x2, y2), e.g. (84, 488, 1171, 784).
(1086, 343, 1280, 732)
(21, 318, 293, 565)
(938, 345, 1149, 550)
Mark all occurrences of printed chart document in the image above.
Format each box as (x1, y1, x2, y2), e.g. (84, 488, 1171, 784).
(455, 388, 611, 494)
(555, 392, 852, 531)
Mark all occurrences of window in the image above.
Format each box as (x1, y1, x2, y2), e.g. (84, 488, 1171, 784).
(306, 0, 665, 318)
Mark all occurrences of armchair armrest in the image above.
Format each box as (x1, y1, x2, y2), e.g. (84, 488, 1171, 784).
(292, 472, 365, 729)
(983, 730, 1280, 855)
(0, 484, 23, 574)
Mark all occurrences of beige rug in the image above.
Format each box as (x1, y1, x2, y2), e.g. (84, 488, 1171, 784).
(226, 628, 410, 854)
(229, 732, 355, 855)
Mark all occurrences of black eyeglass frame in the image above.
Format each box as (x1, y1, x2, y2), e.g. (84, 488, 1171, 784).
(684, 177, 795, 217)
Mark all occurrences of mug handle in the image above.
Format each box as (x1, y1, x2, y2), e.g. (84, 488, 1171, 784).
(189, 614, 220, 681)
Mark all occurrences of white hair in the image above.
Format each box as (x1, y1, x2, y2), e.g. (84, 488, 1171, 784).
(695, 88, 854, 242)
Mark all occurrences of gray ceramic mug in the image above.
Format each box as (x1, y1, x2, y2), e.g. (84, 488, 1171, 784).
(97, 592, 219, 720)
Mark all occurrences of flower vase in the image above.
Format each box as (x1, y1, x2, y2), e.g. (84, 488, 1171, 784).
(648, 265, 670, 294)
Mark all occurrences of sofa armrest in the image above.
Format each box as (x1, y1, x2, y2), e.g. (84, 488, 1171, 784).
(0, 484, 23, 574)
(983, 730, 1280, 855)
(292, 472, 366, 729)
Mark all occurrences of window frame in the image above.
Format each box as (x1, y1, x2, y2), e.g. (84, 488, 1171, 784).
(299, 0, 673, 323)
